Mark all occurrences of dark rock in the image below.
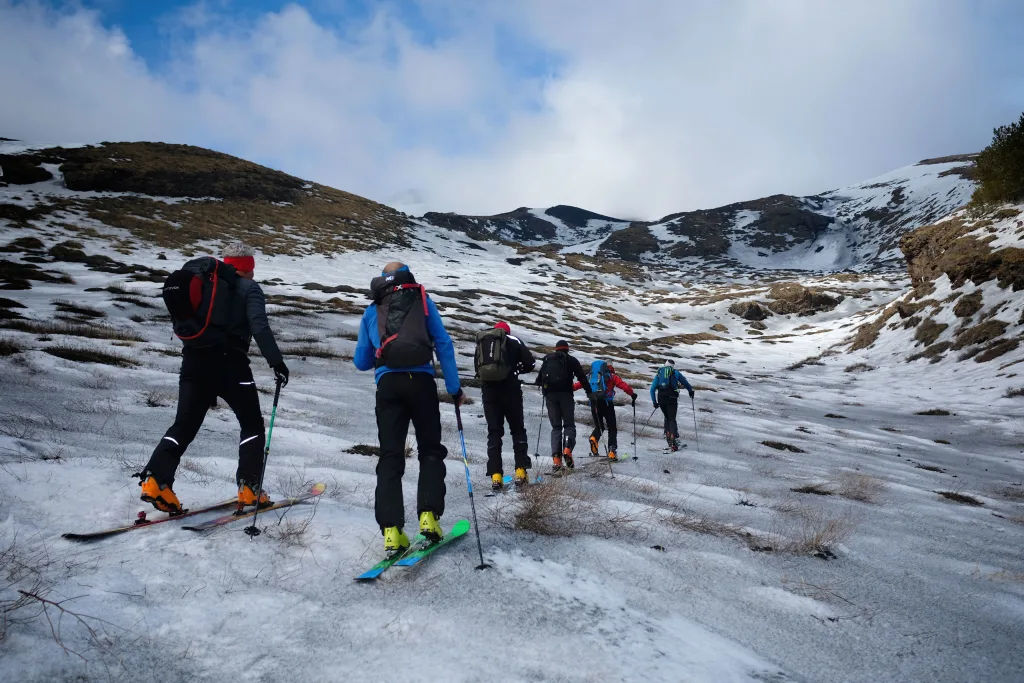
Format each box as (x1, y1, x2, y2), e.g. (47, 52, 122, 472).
(729, 301, 772, 321)
(0, 156, 53, 185)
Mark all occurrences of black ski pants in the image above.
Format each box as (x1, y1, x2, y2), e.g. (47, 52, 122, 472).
(545, 391, 576, 456)
(658, 389, 680, 439)
(590, 399, 619, 451)
(375, 372, 447, 530)
(483, 384, 530, 475)
(144, 347, 265, 488)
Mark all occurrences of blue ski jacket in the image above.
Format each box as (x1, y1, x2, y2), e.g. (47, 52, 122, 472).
(649, 367, 693, 403)
(353, 296, 462, 396)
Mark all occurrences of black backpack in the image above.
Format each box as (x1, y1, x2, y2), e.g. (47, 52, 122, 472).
(370, 270, 433, 368)
(538, 351, 569, 390)
(475, 328, 511, 382)
(162, 257, 238, 347)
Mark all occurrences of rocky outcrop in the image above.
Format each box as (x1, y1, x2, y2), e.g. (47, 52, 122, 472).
(764, 282, 844, 316)
(846, 204, 1024, 365)
(728, 301, 772, 321)
(900, 209, 1024, 292)
(597, 224, 659, 262)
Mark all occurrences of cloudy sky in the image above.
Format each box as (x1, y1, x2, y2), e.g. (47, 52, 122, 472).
(2, 0, 1023, 219)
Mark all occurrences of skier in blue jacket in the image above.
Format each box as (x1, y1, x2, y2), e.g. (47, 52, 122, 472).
(649, 360, 694, 452)
(354, 262, 463, 555)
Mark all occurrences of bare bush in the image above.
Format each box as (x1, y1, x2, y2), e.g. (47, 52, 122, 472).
(143, 389, 176, 408)
(0, 337, 23, 356)
(179, 458, 217, 484)
(771, 510, 855, 558)
(487, 478, 643, 538)
(830, 471, 887, 503)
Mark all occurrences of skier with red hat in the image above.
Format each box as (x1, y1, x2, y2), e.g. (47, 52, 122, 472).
(138, 242, 289, 514)
(474, 321, 536, 489)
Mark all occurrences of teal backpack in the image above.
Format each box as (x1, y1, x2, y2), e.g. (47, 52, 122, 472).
(656, 366, 678, 390)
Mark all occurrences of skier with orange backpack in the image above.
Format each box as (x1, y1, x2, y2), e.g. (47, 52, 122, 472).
(138, 242, 289, 514)
(573, 361, 637, 460)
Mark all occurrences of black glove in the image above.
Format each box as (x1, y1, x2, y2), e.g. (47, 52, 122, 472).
(631, 394, 637, 406)
(273, 361, 290, 386)
(653, 402, 659, 409)
(687, 388, 695, 399)
(452, 388, 465, 407)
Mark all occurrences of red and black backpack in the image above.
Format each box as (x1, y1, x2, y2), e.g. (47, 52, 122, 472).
(162, 257, 238, 347)
(369, 270, 433, 368)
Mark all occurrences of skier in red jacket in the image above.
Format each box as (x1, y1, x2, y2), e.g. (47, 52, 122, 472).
(573, 363, 636, 460)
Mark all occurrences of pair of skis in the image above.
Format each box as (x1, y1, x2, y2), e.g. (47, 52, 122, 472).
(62, 483, 326, 541)
(355, 519, 470, 581)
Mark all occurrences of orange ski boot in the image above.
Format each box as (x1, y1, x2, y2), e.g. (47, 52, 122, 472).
(139, 476, 183, 514)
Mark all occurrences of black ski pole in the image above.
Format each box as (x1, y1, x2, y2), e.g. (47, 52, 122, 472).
(632, 402, 638, 461)
(691, 395, 700, 452)
(455, 403, 490, 570)
(533, 393, 544, 483)
(245, 377, 283, 538)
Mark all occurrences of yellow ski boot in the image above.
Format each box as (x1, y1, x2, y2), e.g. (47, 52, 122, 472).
(491, 473, 504, 492)
(383, 527, 410, 556)
(419, 511, 442, 542)
(514, 467, 528, 486)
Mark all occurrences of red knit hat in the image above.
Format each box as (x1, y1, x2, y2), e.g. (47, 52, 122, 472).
(494, 321, 511, 334)
(224, 255, 255, 272)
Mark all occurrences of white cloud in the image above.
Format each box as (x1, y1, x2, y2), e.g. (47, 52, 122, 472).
(0, 0, 1020, 219)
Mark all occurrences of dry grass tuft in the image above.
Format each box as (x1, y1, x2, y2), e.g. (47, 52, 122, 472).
(0, 337, 23, 357)
(279, 343, 350, 359)
(487, 478, 595, 536)
(142, 389, 176, 408)
(936, 490, 984, 506)
(487, 478, 645, 538)
(0, 319, 144, 342)
(43, 344, 139, 368)
(52, 299, 105, 319)
(844, 363, 875, 373)
(915, 408, 951, 416)
(830, 471, 887, 503)
(763, 440, 806, 453)
(345, 444, 380, 457)
(772, 511, 855, 558)
(791, 483, 833, 496)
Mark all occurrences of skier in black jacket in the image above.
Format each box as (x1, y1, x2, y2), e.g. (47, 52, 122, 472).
(535, 340, 589, 472)
(474, 321, 536, 489)
(139, 242, 289, 514)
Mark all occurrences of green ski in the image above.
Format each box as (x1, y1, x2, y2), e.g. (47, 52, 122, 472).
(395, 519, 471, 567)
(354, 533, 427, 581)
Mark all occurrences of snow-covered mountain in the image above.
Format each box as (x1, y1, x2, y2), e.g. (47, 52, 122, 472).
(420, 155, 977, 272)
(421, 204, 632, 246)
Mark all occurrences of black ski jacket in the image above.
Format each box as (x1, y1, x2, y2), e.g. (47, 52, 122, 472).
(536, 351, 588, 394)
(222, 278, 283, 366)
(476, 334, 536, 389)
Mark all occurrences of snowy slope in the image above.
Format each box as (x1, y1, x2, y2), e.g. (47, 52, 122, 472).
(1, 144, 1022, 683)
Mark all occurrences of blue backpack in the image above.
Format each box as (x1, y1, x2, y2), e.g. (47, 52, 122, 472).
(589, 360, 612, 400)
(656, 366, 677, 390)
